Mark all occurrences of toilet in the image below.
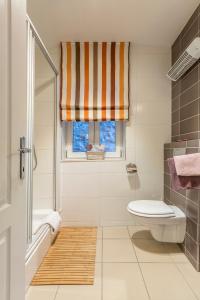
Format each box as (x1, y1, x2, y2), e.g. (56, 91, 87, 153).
(127, 200, 186, 243)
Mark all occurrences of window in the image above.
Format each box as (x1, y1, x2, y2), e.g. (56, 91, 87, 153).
(62, 121, 125, 160)
(99, 121, 116, 152)
(72, 122, 89, 152)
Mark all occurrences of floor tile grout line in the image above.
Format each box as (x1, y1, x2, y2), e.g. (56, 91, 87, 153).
(101, 261, 191, 264)
(53, 286, 59, 300)
(127, 225, 133, 239)
(103, 260, 138, 263)
(103, 237, 131, 239)
(103, 226, 131, 239)
(101, 261, 188, 264)
(138, 262, 151, 300)
(102, 261, 145, 264)
(103, 230, 152, 240)
(128, 226, 151, 300)
(174, 263, 199, 300)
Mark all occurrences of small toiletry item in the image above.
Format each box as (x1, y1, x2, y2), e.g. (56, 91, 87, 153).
(86, 144, 105, 160)
(87, 144, 93, 151)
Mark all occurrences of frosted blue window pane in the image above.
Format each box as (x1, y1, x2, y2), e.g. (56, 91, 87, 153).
(72, 122, 89, 152)
(100, 121, 116, 152)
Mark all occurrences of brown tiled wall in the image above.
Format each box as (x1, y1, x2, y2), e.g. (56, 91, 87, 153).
(171, 5, 200, 142)
(164, 140, 200, 271)
(164, 4, 200, 272)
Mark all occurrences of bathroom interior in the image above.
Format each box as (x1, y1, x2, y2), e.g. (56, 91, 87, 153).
(2, 0, 200, 300)
(25, 0, 200, 299)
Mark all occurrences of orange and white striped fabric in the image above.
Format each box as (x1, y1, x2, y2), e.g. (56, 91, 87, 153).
(60, 42, 130, 121)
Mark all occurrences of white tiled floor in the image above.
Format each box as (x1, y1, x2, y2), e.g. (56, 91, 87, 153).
(26, 226, 200, 300)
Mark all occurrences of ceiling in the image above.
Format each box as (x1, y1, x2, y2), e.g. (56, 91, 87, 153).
(27, 0, 200, 49)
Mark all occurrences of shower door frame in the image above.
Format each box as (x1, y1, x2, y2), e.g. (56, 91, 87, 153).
(26, 16, 59, 246)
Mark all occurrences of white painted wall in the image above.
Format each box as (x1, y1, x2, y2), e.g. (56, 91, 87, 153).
(51, 43, 171, 226)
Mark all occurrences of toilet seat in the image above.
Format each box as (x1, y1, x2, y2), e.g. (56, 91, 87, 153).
(127, 200, 176, 218)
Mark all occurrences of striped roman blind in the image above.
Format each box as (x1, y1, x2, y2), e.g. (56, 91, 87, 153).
(60, 42, 130, 121)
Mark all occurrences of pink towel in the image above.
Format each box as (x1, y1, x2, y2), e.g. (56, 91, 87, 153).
(167, 158, 200, 190)
(174, 153, 200, 176)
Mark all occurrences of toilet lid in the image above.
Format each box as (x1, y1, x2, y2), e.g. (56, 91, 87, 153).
(128, 200, 175, 217)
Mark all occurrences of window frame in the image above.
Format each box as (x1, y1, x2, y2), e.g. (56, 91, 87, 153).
(61, 121, 125, 161)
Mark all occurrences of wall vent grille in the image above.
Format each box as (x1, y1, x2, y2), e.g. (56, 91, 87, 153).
(167, 38, 200, 81)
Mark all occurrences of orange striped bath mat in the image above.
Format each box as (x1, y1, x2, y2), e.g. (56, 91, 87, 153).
(31, 227, 97, 285)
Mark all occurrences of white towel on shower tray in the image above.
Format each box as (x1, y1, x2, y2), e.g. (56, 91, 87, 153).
(33, 211, 61, 235)
(44, 211, 62, 232)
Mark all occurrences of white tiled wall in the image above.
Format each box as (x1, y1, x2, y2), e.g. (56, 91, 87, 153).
(33, 47, 56, 210)
(53, 44, 171, 226)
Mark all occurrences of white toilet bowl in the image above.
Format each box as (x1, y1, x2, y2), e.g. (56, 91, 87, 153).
(127, 200, 186, 243)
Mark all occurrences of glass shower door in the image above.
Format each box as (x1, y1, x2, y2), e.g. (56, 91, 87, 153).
(26, 19, 58, 247)
(32, 42, 56, 211)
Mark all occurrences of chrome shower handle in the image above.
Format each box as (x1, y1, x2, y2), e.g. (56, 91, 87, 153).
(33, 145, 38, 171)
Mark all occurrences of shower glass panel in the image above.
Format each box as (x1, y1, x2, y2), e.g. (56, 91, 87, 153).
(33, 43, 55, 212)
(26, 20, 57, 248)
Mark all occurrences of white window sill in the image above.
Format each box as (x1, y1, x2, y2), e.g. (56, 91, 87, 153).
(60, 157, 125, 163)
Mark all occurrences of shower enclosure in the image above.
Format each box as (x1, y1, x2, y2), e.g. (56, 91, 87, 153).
(25, 17, 59, 288)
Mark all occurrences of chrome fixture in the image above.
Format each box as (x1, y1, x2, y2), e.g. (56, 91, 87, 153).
(126, 163, 137, 174)
(33, 145, 38, 171)
(19, 136, 31, 179)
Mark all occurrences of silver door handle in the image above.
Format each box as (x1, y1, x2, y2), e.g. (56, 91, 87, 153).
(19, 137, 31, 179)
(18, 147, 31, 153)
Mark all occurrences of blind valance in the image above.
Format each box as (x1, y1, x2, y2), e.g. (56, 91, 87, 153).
(60, 42, 130, 121)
